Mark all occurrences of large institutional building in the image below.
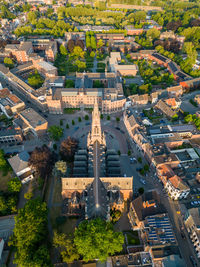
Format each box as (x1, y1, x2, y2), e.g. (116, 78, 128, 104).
(61, 100, 133, 220)
(46, 72, 126, 114)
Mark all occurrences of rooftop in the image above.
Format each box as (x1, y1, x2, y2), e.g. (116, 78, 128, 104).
(19, 108, 47, 128)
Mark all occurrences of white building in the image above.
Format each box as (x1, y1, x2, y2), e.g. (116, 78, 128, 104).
(8, 151, 34, 184)
(165, 175, 190, 200)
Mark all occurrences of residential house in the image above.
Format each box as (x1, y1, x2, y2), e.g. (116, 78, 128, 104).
(125, 25, 143, 35)
(8, 151, 34, 184)
(165, 97, 181, 109)
(184, 207, 200, 258)
(167, 85, 183, 97)
(155, 99, 176, 118)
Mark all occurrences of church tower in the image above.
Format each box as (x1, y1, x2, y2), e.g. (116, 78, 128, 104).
(87, 98, 106, 147)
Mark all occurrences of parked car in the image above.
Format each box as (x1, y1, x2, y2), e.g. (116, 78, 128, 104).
(140, 178, 146, 185)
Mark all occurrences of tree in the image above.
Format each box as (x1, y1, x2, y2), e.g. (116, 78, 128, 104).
(0, 149, 8, 171)
(65, 80, 75, 88)
(90, 51, 95, 58)
(4, 57, 14, 68)
(146, 28, 160, 40)
(85, 115, 89, 120)
(66, 123, 69, 129)
(138, 187, 144, 195)
(116, 117, 120, 122)
(76, 39, 84, 50)
(53, 231, 79, 263)
(53, 144, 57, 150)
(27, 11, 38, 23)
(24, 191, 33, 200)
(60, 119, 63, 126)
(97, 39, 104, 49)
(29, 145, 54, 178)
(55, 161, 67, 175)
(9, 199, 51, 267)
(72, 120, 75, 125)
(48, 125, 63, 141)
(118, 150, 121, 156)
(128, 150, 131, 156)
(138, 157, 142, 163)
(107, 115, 110, 120)
(67, 39, 75, 53)
(60, 137, 78, 162)
(78, 117, 82, 122)
(0, 196, 7, 215)
(60, 44, 68, 56)
(8, 178, 22, 193)
(71, 46, 85, 59)
(144, 164, 149, 172)
(100, 114, 103, 119)
(74, 218, 124, 262)
(28, 71, 44, 89)
(110, 208, 121, 223)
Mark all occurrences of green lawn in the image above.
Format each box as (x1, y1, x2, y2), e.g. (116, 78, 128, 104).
(124, 230, 140, 246)
(0, 171, 13, 192)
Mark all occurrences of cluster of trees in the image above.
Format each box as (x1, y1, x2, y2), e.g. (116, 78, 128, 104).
(154, 39, 180, 53)
(138, 59, 174, 87)
(28, 71, 44, 89)
(86, 32, 97, 50)
(0, 4, 16, 19)
(53, 218, 124, 264)
(0, 177, 21, 216)
(57, 6, 124, 27)
(15, 17, 75, 37)
(9, 198, 51, 267)
(184, 113, 200, 130)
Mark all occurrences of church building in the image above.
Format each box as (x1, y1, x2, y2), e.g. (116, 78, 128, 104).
(61, 99, 133, 220)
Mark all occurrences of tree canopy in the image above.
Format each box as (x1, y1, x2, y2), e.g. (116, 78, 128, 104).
(29, 145, 54, 178)
(74, 218, 124, 262)
(60, 137, 78, 162)
(4, 57, 14, 68)
(28, 71, 44, 89)
(9, 198, 51, 267)
(48, 125, 64, 141)
(53, 231, 79, 263)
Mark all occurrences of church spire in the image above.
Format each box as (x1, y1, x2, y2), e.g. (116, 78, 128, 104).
(87, 98, 106, 147)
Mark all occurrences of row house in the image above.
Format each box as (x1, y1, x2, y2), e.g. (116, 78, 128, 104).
(125, 26, 143, 35)
(157, 164, 190, 200)
(0, 126, 22, 144)
(5, 42, 33, 64)
(184, 207, 200, 258)
(167, 85, 183, 97)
